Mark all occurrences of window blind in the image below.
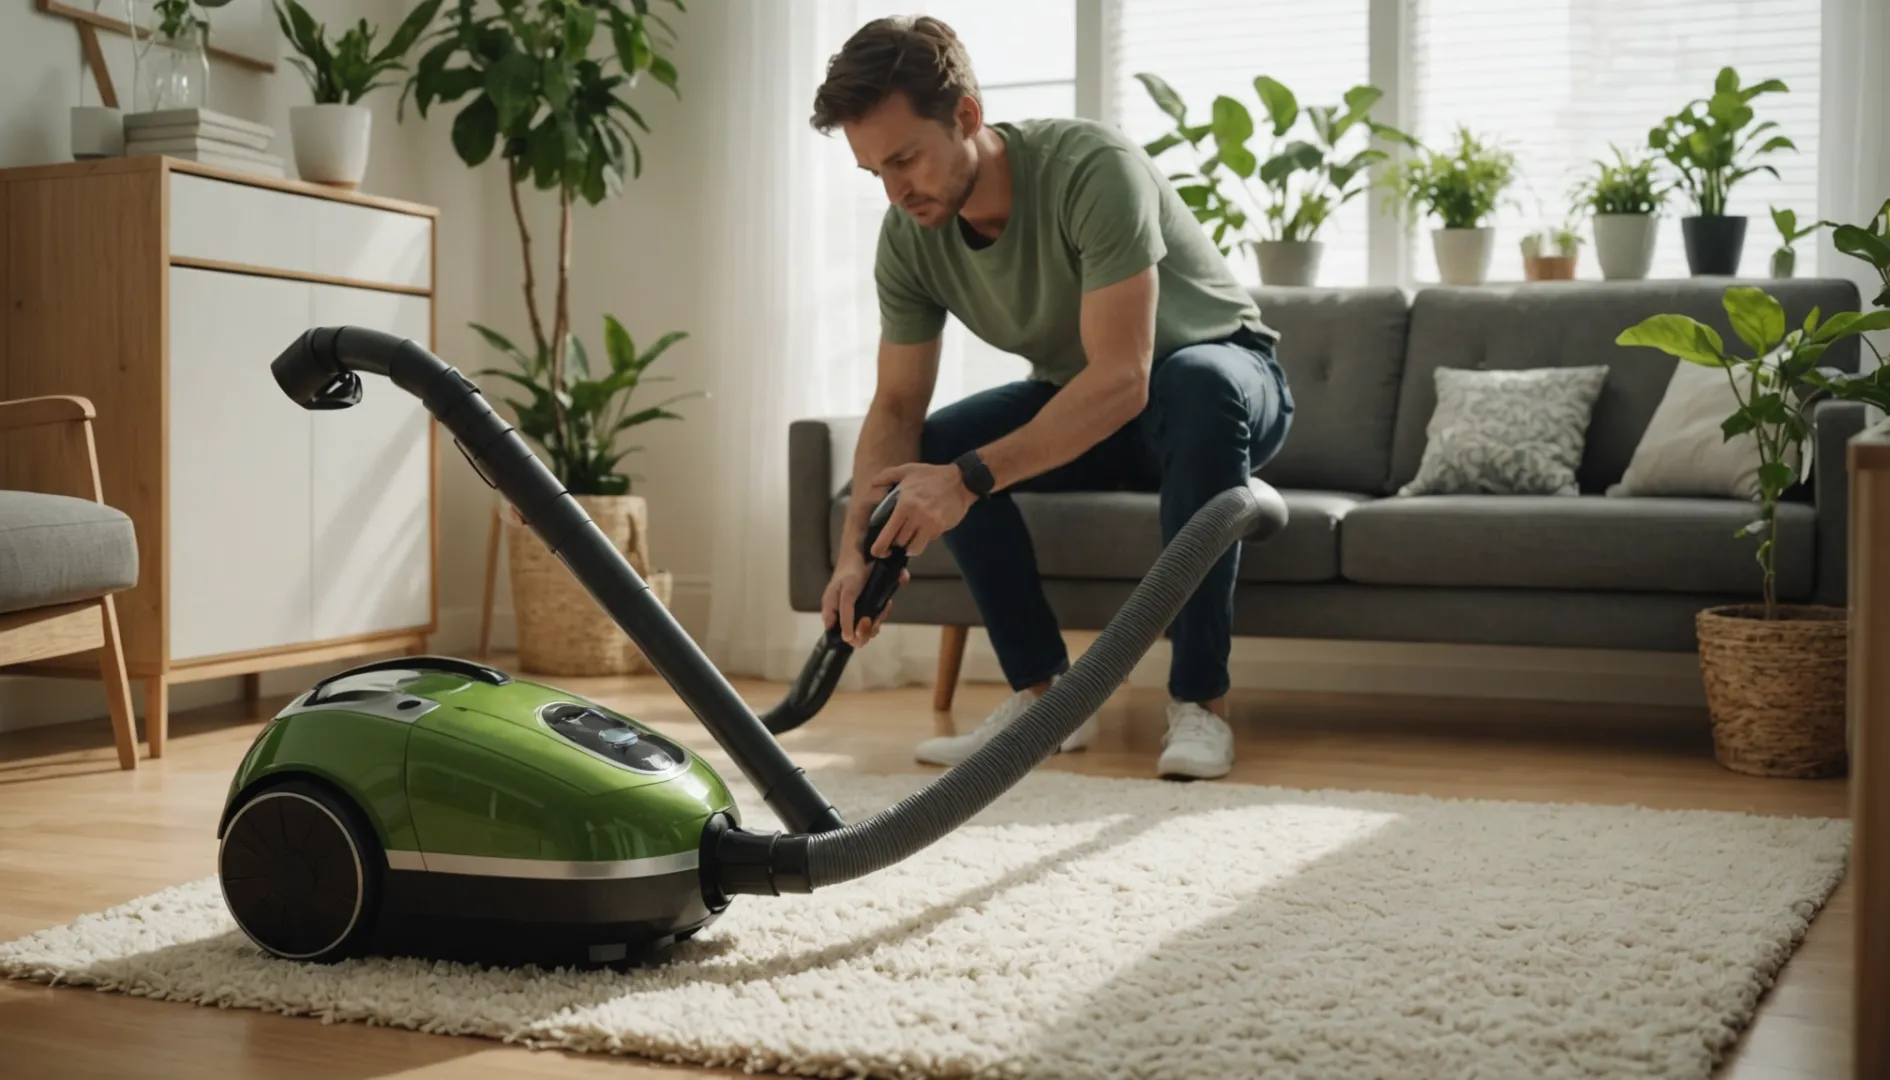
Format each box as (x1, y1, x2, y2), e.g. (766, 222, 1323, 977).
(1106, 1, 1374, 286)
(1407, 0, 1823, 282)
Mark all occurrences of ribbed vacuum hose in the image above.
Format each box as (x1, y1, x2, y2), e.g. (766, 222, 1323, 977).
(794, 480, 1283, 889)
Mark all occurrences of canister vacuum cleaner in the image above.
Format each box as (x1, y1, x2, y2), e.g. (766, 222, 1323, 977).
(216, 325, 1287, 970)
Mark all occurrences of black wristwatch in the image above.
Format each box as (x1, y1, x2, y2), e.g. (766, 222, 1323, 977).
(953, 449, 995, 497)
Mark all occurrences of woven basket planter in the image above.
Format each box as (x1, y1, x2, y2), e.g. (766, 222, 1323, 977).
(507, 493, 670, 676)
(1695, 604, 1849, 778)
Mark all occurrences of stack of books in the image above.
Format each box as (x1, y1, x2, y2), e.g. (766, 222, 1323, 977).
(123, 108, 283, 177)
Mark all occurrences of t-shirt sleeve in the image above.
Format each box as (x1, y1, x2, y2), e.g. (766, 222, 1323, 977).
(875, 218, 947, 344)
(1064, 146, 1169, 292)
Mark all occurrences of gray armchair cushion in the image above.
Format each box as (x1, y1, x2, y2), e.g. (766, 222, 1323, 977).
(1340, 493, 1814, 599)
(829, 489, 1364, 585)
(0, 491, 139, 615)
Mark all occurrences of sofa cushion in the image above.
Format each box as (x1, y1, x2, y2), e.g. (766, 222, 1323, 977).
(1246, 286, 1408, 493)
(0, 491, 139, 615)
(1387, 279, 1863, 496)
(829, 489, 1366, 585)
(1339, 494, 1814, 599)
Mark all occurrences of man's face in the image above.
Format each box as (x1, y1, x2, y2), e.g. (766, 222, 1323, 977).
(844, 92, 980, 230)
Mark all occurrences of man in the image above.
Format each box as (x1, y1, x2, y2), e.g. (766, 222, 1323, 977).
(809, 15, 1293, 780)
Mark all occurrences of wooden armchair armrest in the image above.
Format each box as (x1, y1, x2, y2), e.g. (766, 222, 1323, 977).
(0, 395, 105, 503)
(0, 395, 97, 431)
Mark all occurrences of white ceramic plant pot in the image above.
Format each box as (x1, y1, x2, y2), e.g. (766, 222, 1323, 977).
(1252, 240, 1324, 287)
(1431, 227, 1494, 285)
(290, 104, 371, 188)
(1593, 213, 1659, 280)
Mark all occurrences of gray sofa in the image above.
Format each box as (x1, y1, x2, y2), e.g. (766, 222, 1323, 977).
(786, 278, 1867, 691)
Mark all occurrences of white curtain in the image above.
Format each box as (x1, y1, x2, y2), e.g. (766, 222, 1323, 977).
(698, 0, 940, 687)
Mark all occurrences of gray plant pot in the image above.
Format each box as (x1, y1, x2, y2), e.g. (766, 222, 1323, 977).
(1593, 213, 1659, 280)
(1431, 227, 1493, 285)
(1252, 240, 1324, 286)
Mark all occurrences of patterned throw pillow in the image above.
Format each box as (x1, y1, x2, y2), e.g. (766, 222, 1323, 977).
(1398, 365, 1610, 496)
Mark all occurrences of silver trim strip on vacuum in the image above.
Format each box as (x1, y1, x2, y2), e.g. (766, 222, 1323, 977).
(383, 849, 699, 879)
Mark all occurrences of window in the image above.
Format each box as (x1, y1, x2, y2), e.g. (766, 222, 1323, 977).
(1407, 0, 1823, 283)
(1105, 1, 1374, 287)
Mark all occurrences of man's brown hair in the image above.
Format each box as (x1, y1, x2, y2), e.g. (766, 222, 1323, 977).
(810, 16, 980, 133)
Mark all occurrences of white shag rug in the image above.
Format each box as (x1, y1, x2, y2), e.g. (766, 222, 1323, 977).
(0, 768, 1850, 1080)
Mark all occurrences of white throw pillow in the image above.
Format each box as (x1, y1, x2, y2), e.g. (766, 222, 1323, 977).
(1398, 365, 1610, 497)
(1607, 357, 1805, 501)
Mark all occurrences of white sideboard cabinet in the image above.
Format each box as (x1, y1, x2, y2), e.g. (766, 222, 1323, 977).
(0, 155, 439, 751)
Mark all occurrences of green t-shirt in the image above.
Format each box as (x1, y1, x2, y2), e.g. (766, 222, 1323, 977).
(874, 117, 1277, 386)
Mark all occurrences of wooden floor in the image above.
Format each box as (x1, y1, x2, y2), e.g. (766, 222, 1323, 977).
(0, 661, 1852, 1079)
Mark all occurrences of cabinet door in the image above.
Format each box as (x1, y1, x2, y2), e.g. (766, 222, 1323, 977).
(306, 284, 433, 641)
(168, 267, 315, 661)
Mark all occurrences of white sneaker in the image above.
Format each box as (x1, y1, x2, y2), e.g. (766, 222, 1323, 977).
(1158, 701, 1234, 779)
(915, 681, 1097, 766)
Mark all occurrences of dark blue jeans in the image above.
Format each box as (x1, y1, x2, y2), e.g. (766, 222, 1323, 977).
(918, 329, 1293, 703)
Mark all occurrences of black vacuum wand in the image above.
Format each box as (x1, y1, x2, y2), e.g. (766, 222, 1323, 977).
(757, 487, 908, 735)
(271, 326, 1290, 903)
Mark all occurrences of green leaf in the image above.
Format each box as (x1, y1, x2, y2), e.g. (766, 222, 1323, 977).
(1616, 313, 1728, 366)
(1723, 286, 1786, 355)
(1804, 305, 1821, 334)
(1252, 75, 1298, 137)
(1142, 132, 1184, 158)
(469, 321, 530, 369)
(1721, 412, 1758, 438)
(485, 52, 537, 130)
(451, 92, 500, 165)
(563, 4, 597, 55)
(1813, 308, 1890, 342)
(1135, 72, 1186, 122)
(1210, 95, 1254, 150)
(650, 55, 679, 95)
(1758, 460, 1796, 493)
(1834, 224, 1890, 271)
(565, 331, 591, 379)
(604, 314, 636, 373)
(1715, 66, 1740, 94)
(637, 330, 688, 368)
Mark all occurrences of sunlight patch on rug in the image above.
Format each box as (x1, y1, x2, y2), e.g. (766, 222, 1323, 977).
(0, 769, 1849, 1080)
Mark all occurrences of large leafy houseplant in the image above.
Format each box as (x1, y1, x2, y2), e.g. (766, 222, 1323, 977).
(1383, 126, 1518, 284)
(1133, 72, 1414, 285)
(402, 0, 698, 498)
(1647, 66, 1794, 275)
(1801, 197, 1890, 412)
(401, 0, 698, 676)
(1615, 286, 1882, 778)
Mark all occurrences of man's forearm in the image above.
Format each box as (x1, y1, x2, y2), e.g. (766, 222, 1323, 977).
(977, 364, 1147, 492)
(842, 398, 924, 549)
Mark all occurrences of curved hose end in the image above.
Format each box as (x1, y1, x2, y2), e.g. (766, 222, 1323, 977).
(1242, 478, 1291, 544)
(271, 327, 353, 410)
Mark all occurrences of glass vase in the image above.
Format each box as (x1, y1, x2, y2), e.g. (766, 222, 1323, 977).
(129, 2, 210, 113)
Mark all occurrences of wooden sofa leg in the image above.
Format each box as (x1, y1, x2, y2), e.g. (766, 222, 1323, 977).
(144, 675, 168, 758)
(96, 595, 137, 771)
(933, 625, 968, 713)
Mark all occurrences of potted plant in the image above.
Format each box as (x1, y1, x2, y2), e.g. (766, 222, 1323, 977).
(404, 0, 697, 676)
(1521, 221, 1582, 280)
(1384, 126, 1518, 285)
(1616, 286, 1887, 777)
(1135, 72, 1415, 286)
(275, 0, 438, 189)
(1648, 66, 1795, 276)
(1571, 144, 1668, 280)
(1767, 206, 1824, 279)
(129, 0, 232, 111)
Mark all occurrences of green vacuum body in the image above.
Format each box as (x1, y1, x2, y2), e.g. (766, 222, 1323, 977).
(216, 656, 739, 969)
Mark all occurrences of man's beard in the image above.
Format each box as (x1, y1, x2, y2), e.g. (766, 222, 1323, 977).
(913, 159, 978, 228)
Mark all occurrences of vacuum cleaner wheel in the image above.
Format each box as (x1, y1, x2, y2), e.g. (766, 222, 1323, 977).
(218, 778, 383, 963)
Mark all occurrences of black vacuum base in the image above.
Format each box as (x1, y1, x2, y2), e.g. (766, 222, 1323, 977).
(358, 867, 724, 971)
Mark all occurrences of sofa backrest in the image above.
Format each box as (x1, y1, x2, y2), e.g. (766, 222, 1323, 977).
(1247, 285, 1410, 493)
(1385, 278, 1863, 495)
